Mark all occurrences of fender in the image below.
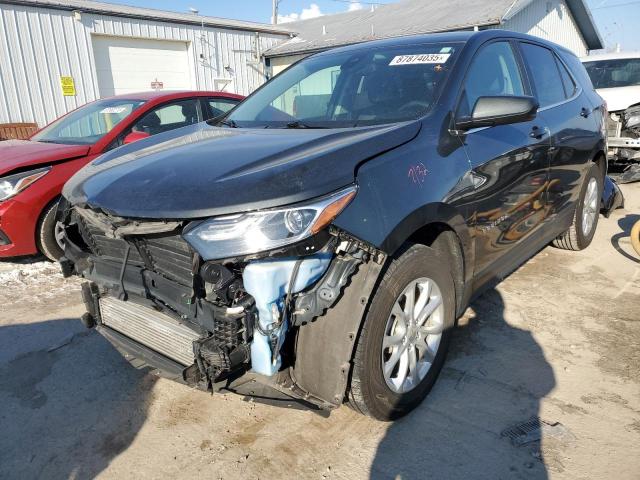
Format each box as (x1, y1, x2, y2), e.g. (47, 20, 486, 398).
(379, 202, 473, 281)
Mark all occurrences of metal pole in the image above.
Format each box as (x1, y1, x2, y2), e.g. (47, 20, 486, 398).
(272, 0, 278, 24)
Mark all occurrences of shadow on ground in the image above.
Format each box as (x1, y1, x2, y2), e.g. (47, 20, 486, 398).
(371, 289, 555, 480)
(611, 214, 640, 264)
(0, 319, 156, 479)
(0, 254, 47, 265)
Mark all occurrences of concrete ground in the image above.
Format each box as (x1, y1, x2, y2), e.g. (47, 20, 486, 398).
(0, 184, 638, 480)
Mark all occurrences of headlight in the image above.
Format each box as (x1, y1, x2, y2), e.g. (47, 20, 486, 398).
(0, 167, 51, 202)
(183, 186, 357, 260)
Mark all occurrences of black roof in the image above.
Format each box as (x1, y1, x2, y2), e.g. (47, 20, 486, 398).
(308, 30, 576, 58)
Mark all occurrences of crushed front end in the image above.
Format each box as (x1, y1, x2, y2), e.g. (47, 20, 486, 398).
(57, 186, 381, 411)
(607, 104, 640, 183)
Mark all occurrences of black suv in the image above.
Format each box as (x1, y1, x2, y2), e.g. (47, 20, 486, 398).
(58, 30, 623, 420)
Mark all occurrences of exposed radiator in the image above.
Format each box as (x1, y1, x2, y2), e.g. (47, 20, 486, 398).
(100, 297, 200, 366)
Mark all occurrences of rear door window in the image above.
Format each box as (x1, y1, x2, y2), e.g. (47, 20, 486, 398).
(459, 41, 525, 118)
(520, 43, 566, 107)
(206, 98, 240, 119)
(133, 99, 201, 136)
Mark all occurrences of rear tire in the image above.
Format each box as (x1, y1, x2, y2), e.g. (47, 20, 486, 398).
(37, 199, 64, 261)
(552, 163, 602, 251)
(631, 219, 640, 257)
(348, 243, 455, 420)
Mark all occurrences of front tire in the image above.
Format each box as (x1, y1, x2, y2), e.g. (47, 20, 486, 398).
(37, 199, 64, 261)
(552, 162, 602, 251)
(348, 244, 455, 420)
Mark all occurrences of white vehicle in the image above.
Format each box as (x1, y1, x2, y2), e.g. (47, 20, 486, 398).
(582, 52, 640, 182)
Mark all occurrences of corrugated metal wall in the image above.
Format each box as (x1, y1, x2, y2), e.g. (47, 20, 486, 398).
(0, 3, 287, 126)
(501, 0, 588, 56)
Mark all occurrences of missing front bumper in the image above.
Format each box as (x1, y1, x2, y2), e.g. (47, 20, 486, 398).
(98, 325, 188, 382)
(99, 296, 201, 366)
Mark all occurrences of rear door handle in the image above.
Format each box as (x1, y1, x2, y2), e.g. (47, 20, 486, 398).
(530, 126, 549, 139)
(580, 107, 592, 118)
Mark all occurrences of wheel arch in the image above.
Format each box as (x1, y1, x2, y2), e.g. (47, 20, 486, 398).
(379, 202, 473, 304)
(592, 150, 607, 181)
(35, 194, 62, 255)
(380, 203, 471, 257)
(407, 223, 467, 317)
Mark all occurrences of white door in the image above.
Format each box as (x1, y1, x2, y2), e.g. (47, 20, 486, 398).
(92, 36, 192, 97)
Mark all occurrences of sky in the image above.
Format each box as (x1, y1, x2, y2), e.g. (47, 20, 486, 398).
(99, 0, 640, 52)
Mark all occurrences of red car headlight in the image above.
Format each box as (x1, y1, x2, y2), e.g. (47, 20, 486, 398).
(0, 167, 51, 202)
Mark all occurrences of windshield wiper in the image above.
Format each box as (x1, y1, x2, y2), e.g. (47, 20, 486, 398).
(284, 121, 329, 129)
(219, 119, 239, 128)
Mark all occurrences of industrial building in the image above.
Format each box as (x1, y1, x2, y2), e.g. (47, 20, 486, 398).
(0, 0, 292, 127)
(0, 0, 603, 127)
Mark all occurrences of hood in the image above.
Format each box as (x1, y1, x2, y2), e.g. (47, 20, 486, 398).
(596, 85, 640, 112)
(0, 140, 90, 176)
(63, 121, 421, 219)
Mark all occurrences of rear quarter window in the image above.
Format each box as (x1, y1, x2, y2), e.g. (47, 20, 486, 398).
(556, 58, 577, 98)
(560, 51, 595, 91)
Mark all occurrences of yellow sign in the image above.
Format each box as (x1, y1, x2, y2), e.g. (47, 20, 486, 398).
(60, 76, 76, 96)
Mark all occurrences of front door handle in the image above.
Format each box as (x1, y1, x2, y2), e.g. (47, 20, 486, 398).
(530, 126, 549, 139)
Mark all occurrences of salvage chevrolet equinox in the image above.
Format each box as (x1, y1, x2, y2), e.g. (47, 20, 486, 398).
(58, 31, 622, 420)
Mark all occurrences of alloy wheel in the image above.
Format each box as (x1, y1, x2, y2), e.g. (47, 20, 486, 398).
(381, 277, 445, 394)
(582, 177, 598, 237)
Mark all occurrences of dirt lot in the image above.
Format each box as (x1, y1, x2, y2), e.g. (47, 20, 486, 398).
(1, 184, 638, 480)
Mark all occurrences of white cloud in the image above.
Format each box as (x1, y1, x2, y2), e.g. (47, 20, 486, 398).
(278, 3, 324, 24)
(348, 2, 364, 11)
(277, 13, 299, 23)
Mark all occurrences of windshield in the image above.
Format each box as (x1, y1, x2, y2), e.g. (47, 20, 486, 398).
(32, 98, 146, 145)
(224, 43, 460, 128)
(583, 58, 640, 89)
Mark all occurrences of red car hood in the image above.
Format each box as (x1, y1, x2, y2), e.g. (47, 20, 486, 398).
(0, 140, 90, 176)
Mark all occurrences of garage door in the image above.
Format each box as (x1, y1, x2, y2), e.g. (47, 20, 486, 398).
(92, 36, 193, 97)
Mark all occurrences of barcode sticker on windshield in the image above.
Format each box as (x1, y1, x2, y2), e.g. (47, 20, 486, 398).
(100, 107, 127, 114)
(389, 54, 451, 66)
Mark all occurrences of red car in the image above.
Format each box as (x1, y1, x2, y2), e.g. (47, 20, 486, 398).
(0, 90, 243, 260)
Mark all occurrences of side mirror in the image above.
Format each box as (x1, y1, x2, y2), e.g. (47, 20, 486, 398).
(123, 131, 151, 144)
(456, 96, 539, 131)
